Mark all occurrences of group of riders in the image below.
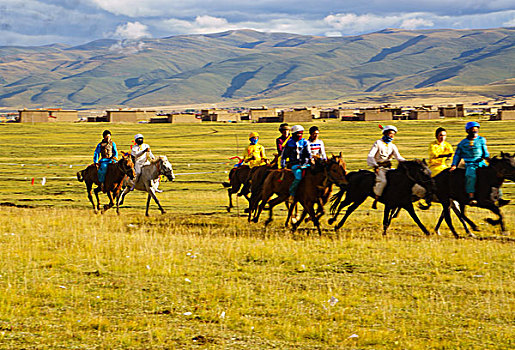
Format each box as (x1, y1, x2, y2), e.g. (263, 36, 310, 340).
(234, 120, 508, 208)
(93, 129, 160, 192)
(90, 120, 508, 210)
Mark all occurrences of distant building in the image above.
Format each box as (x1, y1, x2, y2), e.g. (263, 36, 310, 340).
(18, 109, 79, 122)
(439, 104, 464, 118)
(491, 105, 515, 120)
(279, 108, 313, 123)
(201, 109, 241, 122)
(106, 110, 156, 123)
(353, 108, 393, 121)
(249, 107, 278, 121)
(168, 113, 201, 123)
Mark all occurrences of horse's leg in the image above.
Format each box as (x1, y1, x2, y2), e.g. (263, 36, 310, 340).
(86, 182, 97, 212)
(265, 194, 289, 226)
(119, 186, 129, 206)
(403, 203, 430, 236)
(285, 199, 297, 227)
(307, 203, 322, 235)
(437, 201, 460, 238)
(459, 204, 479, 231)
(227, 188, 233, 212)
(93, 186, 101, 211)
(383, 205, 393, 236)
(291, 209, 308, 233)
(449, 202, 472, 237)
(102, 190, 115, 213)
(145, 193, 152, 216)
(144, 183, 165, 215)
(334, 198, 365, 231)
(483, 204, 505, 233)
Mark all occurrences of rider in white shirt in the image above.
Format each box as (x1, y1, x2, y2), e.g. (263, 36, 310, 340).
(367, 125, 405, 209)
(131, 134, 161, 192)
(307, 126, 327, 160)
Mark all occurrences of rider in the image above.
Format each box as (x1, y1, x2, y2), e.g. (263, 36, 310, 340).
(450, 121, 489, 206)
(276, 123, 291, 154)
(130, 133, 160, 192)
(243, 132, 267, 168)
(93, 130, 118, 192)
(276, 123, 290, 168)
(367, 125, 405, 209)
(307, 126, 327, 160)
(428, 127, 453, 177)
(239, 132, 267, 197)
(281, 125, 311, 203)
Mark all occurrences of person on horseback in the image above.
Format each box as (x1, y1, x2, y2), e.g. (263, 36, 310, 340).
(307, 126, 327, 160)
(130, 134, 161, 192)
(93, 130, 118, 192)
(276, 123, 290, 154)
(243, 132, 267, 168)
(450, 121, 489, 206)
(281, 124, 311, 203)
(367, 125, 405, 209)
(428, 127, 453, 177)
(276, 123, 290, 168)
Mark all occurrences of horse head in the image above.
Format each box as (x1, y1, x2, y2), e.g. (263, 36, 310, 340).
(326, 153, 348, 187)
(398, 159, 435, 206)
(119, 153, 136, 180)
(158, 156, 175, 181)
(490, 152, 515, 181)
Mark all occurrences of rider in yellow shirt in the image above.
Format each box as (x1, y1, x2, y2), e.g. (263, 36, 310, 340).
(428, 127, 453, 177)
(244, 132, 267, 168)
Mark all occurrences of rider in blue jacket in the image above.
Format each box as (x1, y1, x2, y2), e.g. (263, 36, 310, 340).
(281, 125, 311, 202)
(94, 130, 118, 191)
(450, 121, 488, 205)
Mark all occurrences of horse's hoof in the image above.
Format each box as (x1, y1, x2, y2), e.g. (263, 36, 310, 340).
(291, 218, 298, 224)
(226, 207, 231, 212)
(161, 210, 166, 215)
(468, 232, 477, 238)
(328, 218, 335, 225)
(434, 230, 441, 236)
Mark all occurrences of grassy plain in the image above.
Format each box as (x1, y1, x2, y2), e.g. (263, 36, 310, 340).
(0, 119, 513, 349)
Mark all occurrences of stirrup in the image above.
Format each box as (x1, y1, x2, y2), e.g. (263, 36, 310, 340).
(468, 199, 478, 206)
(372, 199, 378, 209)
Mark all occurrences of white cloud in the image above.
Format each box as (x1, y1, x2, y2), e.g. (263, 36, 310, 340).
(400, 18, 434, 30)
(113, 22, 151, 40)
(503, 17, 515, 26)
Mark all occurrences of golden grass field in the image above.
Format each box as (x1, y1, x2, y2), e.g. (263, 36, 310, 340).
(0, 119, 513, 349)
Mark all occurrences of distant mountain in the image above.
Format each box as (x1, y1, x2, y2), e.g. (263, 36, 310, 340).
(0, 28, 514, 109)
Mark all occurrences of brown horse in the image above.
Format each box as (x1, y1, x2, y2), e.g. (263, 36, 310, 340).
(288, 155, 348, 235)
(77, 154, 135, 213)
(222, 162, 250, 212)
(252, 154, 348, 233)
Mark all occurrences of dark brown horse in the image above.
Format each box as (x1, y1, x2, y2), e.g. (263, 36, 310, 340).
(433, 152, 515, 236)
(287, 155, 348, 235)
(222, 161, 250, 212)
(252, 154, 348, 233)
(77, 154, 135, 213)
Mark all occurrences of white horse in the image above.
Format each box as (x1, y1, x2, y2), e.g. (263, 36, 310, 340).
(117, 156, 175, 216)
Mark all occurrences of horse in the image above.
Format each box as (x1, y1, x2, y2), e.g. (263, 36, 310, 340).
(287, 155, 348, 235)
(222, 160, 250, 212)
(245, 154, 280, 221)
(252, 154, 347, 232)
(432, 152, 515, 237)
(329, 159, 435, 236)
(76, 153, 135, 213)
(117, 156, 175, 216)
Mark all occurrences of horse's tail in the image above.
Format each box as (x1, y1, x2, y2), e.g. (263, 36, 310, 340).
(76, 170, 84, 182)
(330, 186, 347, 215)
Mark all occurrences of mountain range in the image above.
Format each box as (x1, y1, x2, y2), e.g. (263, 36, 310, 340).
(0, 28, 514, 109)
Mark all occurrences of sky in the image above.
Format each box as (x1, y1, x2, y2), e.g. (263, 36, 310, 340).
(1, 0, 515, 47)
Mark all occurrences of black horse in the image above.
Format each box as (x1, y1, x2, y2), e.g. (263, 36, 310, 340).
(433, 152, 515, 237)
(329, 159, 435, 235)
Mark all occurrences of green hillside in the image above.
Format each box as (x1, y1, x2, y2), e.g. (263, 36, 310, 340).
(0, 28, 514, 108)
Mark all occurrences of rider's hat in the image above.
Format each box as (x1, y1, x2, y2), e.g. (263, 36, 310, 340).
(291, 125, 304, 134)
(279, 123, 290, 131)
(465, 121, 480, 131)
(134, 133, 144, 140)
(380, 125, 398, 134)
(249, 132, 259, 139)
(102, 130, 111, 137)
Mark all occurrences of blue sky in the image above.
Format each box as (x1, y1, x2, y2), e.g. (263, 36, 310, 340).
(1, 0, 515, 46)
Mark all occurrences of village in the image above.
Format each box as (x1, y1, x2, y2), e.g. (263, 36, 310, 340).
(2, 102, 515, 123)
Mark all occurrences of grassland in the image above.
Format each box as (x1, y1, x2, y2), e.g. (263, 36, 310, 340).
(0, 119, 513, 349)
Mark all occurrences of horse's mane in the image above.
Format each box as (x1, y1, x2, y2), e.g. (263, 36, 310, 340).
(149, 156, 167, 165)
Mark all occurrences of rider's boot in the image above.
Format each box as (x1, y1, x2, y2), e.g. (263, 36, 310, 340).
(372, 195, 379, 209)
